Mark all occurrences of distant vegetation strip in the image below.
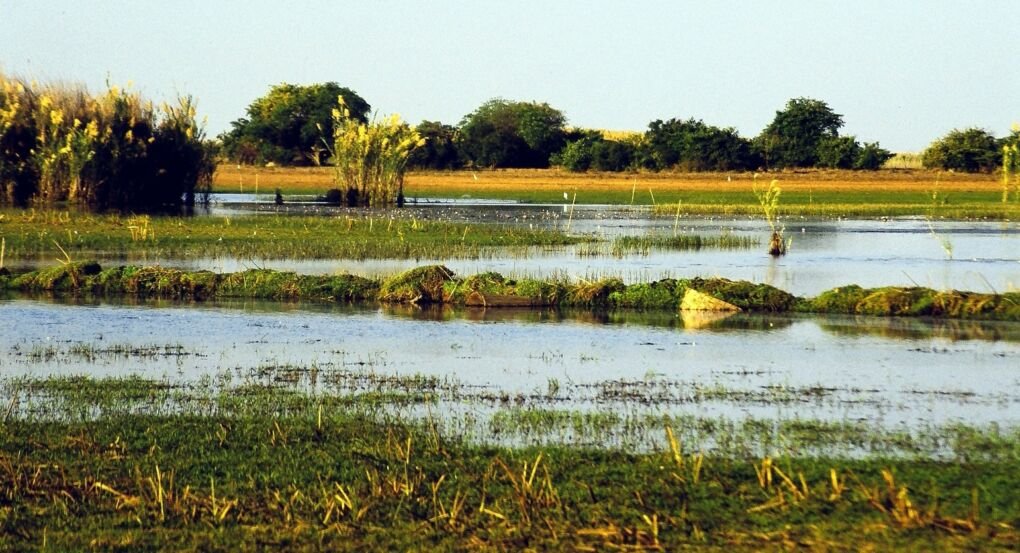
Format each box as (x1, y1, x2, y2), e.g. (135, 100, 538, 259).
(0, 210, 583, 260)
(213, 166, 1020, 218)
(4, 263, 1018, 321)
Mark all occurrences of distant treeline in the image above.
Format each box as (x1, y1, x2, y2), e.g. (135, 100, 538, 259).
(219, 83, 1020, 174)
(0, 74, 215, 210)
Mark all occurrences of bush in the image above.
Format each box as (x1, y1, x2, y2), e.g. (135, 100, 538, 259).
(756, 98, 843, 169)
(643, 118, 756, 171)
(407, 121, 460, 170)
(330, 99, 423, 207)
(854, 142, 894, 170)
(921, 128, 1000, 172)
(457, 99, 568, 168)
(220, 82, 370, 166)
(553, 132, 637, 173)
(0, 74, 214, 211)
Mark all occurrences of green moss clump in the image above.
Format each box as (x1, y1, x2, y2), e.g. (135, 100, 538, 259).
(688, 278, 799, 312)
(378, 265, 455, 303)
(608, 279, 681, 309)
(807, 286, 1020, 320)
(10, 261, 101, 291)
(512, 278, 568, 305)
(568, 278, 626, 307)
(808, 285, 869, 313)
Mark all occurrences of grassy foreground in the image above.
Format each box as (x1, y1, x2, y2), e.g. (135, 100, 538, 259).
(0, 376, 1016, 551)
(214, 166, 1019, 218)
(4, 262, 1019, 321)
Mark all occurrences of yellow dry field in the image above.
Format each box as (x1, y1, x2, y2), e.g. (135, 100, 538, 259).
(214, 165, 1001, 197)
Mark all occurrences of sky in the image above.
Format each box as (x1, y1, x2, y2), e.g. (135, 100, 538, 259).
(1, 1, 1017, 152)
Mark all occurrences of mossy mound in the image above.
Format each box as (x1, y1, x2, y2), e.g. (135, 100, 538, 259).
(4, 263, 1019, 321)
(608, 279, 682, 309)
(808, 285, 1020, 320)
(686, 278, 799, 312)
(568, 278, 626, 307)
(378, 265, 455, 304)
(10, 261, 101, 291)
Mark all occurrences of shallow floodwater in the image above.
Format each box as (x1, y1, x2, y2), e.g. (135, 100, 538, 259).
(3, 297, 1018, 432)
(15, 198, 1016, 297)
(140, 214, 1018, 297)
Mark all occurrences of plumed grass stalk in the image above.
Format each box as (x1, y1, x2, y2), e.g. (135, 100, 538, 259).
(330, 97, 423, 207)
(752, 174, 787, 256)
(0, 73, 214, 211)
(1003, 143, 1019, 203)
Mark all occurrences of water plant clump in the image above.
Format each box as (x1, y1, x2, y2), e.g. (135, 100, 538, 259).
(0, 74, 215, 211)
(752, 176, 788, 256)
(329, 97, 424, 207)
(611, 233, 758, 255)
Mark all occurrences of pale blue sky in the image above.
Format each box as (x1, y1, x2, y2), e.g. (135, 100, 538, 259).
(1, 1, 1017, 151)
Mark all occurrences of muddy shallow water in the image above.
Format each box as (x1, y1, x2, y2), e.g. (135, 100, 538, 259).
(3, 297, 1018, 433)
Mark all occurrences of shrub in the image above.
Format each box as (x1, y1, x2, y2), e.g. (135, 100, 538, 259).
(644, 118, 756, 171)
(330, 98, 423, 207)
(0, 74, 214, 211)
(219, 82, 370, 165)
(457, 99, 567, 168)
(921, 128, 1000, 172)
(407, 121, 460, 170)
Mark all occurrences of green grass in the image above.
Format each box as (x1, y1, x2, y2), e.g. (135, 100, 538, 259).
(0, 375, 1017, 551)
(0, 209, 584, 261)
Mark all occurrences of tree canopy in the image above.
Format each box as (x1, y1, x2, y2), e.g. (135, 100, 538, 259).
(457, 99, 567, 168)
(921, 128, 1001, 172)
(757, 98, 844, 168)
(220, 82, 370, 165)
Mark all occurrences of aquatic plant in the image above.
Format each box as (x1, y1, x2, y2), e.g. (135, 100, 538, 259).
(752, 175, 788, 256)
(1003, 141, 1019, 203)
(0, 74, 214, 210)
(329, 98, 423, 207)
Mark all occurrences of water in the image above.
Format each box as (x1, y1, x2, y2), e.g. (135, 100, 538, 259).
(3, 297, 1018, 432)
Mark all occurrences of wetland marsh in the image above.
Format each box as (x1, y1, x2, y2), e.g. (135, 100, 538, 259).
(2, 177, 1019, 550)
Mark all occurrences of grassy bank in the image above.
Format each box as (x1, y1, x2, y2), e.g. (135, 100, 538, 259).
(213, 166, 1019, 218)
(0, 209, 582, 261)
(4, 262, 1019, 321)
(0, 375, 1016, 551)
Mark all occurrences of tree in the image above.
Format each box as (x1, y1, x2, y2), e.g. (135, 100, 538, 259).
(644, 118, 756, 171)
(921, 128, 999, 172)
(853, 142, 893, 170)
(457, 99, 567, 168)
(756, 98, 843, 168)
(220, 82, 370, 165)
(407, 121, 460, 170)
(816, 136, 860, 169)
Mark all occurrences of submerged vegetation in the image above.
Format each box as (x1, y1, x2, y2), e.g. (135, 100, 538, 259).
(0, 74, 214, 211)
(0, 375, 1016, 551)
(3, 262, 1019, 321)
